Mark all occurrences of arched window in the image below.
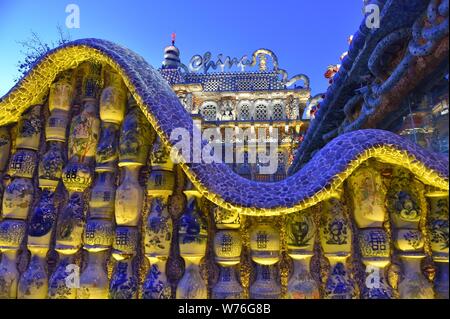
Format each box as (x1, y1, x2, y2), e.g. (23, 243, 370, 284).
(272, 103, 285, 120)
(201, 103, 218, 121)
(254, 103, 268, 121)
(238, 103, 251, 121)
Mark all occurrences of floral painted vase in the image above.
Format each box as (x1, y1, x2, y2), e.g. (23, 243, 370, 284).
(250, 264, 281, 299)
(110, 226, 139, 299)
(427, 196, 449, 258)
(78, 251, 109, 299)
(0, 219, 26, 299)
(0, 250, 20, 299)
(390, 190, 421, 228)
(143, 258, 172, 299)
(115, 166, 144, 226)
(48, 255, 78, 299)
(2, 177, 34, 219)
(28, 190, 57, 246)
(347, 162, 386, 228)
(150, 137, 174, 172)
(17, 247, 48, 299)
(0, 219, 27, 250)
(320, 198, 352, 254)
(0, 127, 11, 172)
(8, 149, 37, 179)
(39, 142, 65, 190)
(45, 109, 69, 142)
(89, 171, 116, 219)
(100, 71, 126, 125)
(119, 107, 152, 167)
(49, 71, 73, 112)
(426, 195, 449, 299)
(323, 256, 356, 299)
(95, 122, 119, 172)
(145, 197, 172, 257)
(55, 193, 85, 255)
(68, 101, 100, 163)
(179, 198, 208, 259)
(177, 198, 208, 299)
(16, 105, 42, 151)
(109, 259, 138, 299)
(394, 229, 424, 252)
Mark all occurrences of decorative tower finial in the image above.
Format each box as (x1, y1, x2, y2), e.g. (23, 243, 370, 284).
(162, 34, 181, 69)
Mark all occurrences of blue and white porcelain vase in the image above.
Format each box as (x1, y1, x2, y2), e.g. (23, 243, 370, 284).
(8, 148, 37, 179)
(79, 251, 110, 299)
(250, 264, 281, 299)
(89, 171, 116, 219)
(143, 197, 173, 299)
(16, 105, 42, 151)
(0, 127, 11, 172)
(2, 177, 34, 220)
(96, 122, 120, 172)
(176, 196, 208, 299)
(39, 142, 65, 190)
(115, 166, 144, 227)
(48, 255, 78, 299)
(18, 247, 49, 299)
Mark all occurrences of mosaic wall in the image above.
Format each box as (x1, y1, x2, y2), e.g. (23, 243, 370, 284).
(0, 53, 448, 299)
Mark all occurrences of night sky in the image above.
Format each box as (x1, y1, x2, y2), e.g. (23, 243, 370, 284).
(0, 0, 363, 96)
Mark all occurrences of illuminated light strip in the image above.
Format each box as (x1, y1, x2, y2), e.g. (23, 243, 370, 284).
(0, 42, 448, 216)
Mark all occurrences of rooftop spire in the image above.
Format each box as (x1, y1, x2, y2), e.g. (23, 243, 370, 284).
(162, 33, 180, 69)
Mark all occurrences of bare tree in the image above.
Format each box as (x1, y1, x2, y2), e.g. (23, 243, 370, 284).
(15, 25, 72, 82)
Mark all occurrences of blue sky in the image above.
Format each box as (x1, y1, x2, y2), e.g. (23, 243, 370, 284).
(0, 0, 364, 97)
